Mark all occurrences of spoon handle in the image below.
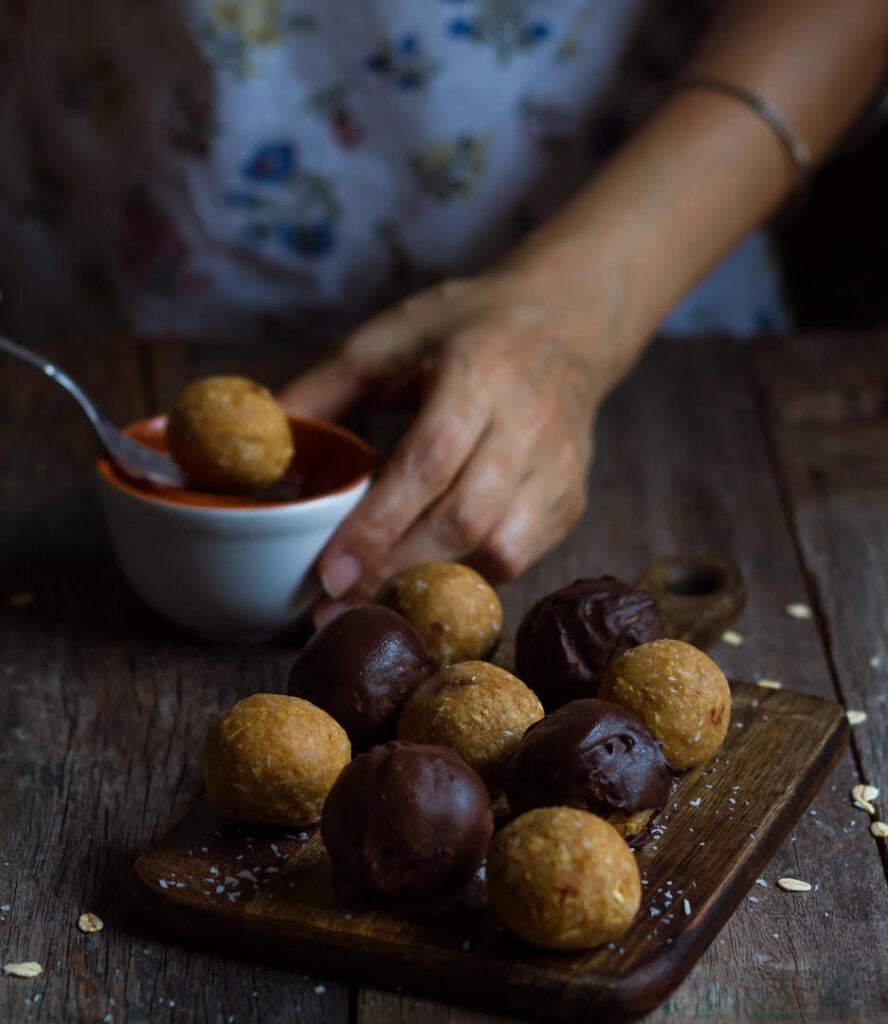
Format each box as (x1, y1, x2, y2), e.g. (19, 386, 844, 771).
(0, 333, 107, 436)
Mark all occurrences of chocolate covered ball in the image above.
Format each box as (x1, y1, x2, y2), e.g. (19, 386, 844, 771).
(166, 375, 294, 491)
(321, 741, 494, 901)
(397, 661, 544, 783)
(487, 807, 642, 951)
(287, 605, 435, 750)
(599, 639, 731, 770)
(202, 693, 351, 826)
(376, 561, 502, 668)
(515, 576, 664, 710)
(502, 698, 672, 844)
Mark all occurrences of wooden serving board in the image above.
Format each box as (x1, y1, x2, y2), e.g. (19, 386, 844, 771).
(133, 679, 848, 1022)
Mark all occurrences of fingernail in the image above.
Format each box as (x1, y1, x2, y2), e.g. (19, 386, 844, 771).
(320, 554, 361, 599)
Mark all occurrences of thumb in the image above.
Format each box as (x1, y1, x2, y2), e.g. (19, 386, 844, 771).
(277, 352, 366, 422)
(279, 280, 475, 419)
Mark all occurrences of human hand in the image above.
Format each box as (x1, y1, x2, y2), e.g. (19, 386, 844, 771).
(278, 271, 613, 621)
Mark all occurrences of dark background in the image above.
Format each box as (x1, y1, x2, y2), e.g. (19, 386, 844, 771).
(777, 125, 888, 329)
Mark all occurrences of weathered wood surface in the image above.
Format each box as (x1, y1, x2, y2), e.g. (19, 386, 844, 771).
(748, 335, 888, 848)
(1, 333, 886, 1023)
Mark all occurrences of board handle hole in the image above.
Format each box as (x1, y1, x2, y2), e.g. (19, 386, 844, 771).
(663, 563, 726, 597)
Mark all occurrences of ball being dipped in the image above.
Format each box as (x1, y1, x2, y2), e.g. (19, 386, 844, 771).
(321, 741, 493, 901)
(376, 561, 502, 668)
(202, 693, 350, 826)
(287, 604, 435, 751)
(166, 375, 294, 491)
(598, 638, 731, 770)
(515, 576, 664, 710)
(487, 807, 642, 951)
(397, 660, 544, 783)
(501, 698, 672, 845)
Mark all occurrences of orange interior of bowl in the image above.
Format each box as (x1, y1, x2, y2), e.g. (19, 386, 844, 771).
(98, 415, 379, 509)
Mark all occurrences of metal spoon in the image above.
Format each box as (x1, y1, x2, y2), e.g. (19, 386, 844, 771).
(0, 333, 185, 488)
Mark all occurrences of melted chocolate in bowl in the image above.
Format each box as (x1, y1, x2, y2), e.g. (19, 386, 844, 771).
(98, 415, 379, 508)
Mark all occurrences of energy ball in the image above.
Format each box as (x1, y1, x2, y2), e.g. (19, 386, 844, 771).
(202, 693, 350, 826)
(397, 660, 544, 783)
(166, 375, 294, 491)
(321, 741, 494, 901)
(515, 576, 664, 710)
(599, 639, 731, 770)
(376, 561, 502, 667)
(502, 698, 672, 845)
(487, 806, 642, 951)
(287, 604, 435, 751)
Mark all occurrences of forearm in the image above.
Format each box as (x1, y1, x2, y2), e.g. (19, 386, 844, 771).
(502, 0, 888, 373)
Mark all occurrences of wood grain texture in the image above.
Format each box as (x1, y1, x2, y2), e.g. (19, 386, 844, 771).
(132, 683, 848, 1023)
(1, 333, 886, 1023)
(0, 337, 345, 1024)
(747, 333, 888, 870)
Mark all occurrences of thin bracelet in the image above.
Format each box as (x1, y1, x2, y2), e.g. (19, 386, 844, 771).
(671, 76, 813, 194)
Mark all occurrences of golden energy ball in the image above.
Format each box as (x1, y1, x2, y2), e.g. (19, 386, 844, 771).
(487, 806, 642, 951)
(166, 375, 294, 491)
(202, 693, 351, 826)
(376, 561, 502, 667)
(397, 660, 544, 783)
(598, 639, 731, 770)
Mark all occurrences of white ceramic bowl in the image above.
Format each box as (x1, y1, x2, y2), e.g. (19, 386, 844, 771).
(97, 415, 377, 641)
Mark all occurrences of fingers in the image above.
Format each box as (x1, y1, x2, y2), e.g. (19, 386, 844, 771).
(318, 414, 590, 604)
(474, 467, 588, 582)
(316, 352, 490, 599)
(361, 423, 531, 580)
(277, 354, 365, 421)
(344, 279, 480, 374)
(278, 280, 479, 420)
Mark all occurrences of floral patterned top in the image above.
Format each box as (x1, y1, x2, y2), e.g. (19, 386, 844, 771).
(0, 0, 789, 345)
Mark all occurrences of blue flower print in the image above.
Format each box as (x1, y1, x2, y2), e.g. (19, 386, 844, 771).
(443, 0, 551, 60)
(225, 143, 339, 259)
(411, 135, 488, 201)
(245, 142, 296, 182)
(202, 1, 316, 79)
(366, 33, 438, 90)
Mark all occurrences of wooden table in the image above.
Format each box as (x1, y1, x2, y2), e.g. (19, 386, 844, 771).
(1, 332, 886, 1023)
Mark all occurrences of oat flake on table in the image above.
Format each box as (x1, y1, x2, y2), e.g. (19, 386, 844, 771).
(3, 961, 43, 977)
(777, 877, 812, 892)
(852, 783, 879, 813)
